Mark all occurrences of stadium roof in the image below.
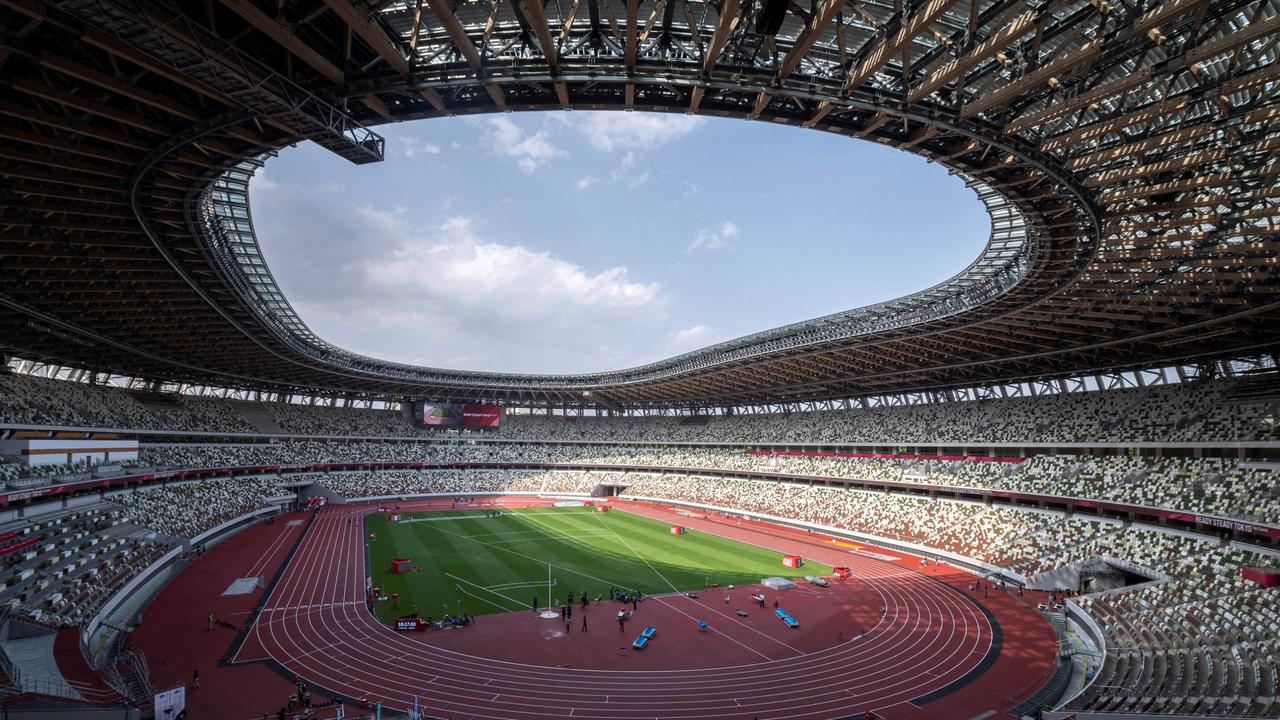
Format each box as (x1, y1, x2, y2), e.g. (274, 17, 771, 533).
(0, 0, 1277, 409)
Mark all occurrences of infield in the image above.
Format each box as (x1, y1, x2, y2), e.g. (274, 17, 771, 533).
(365, 505, 832, 624)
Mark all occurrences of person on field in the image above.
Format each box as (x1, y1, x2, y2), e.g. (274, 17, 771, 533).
(581, 614, 588, 632)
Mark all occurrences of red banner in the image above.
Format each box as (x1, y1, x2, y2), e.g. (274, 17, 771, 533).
(461, 404, 502, 427)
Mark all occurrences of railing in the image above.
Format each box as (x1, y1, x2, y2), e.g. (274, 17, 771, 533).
(99, 648, 151, 707)
(1006, 654, 1060, 708)
(0, 608, 21, 692)
(5, 676, 122, 704)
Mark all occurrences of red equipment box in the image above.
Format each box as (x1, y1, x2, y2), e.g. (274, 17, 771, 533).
(833, 566, 852, 580)
(670, 525, 686, 535)
(782, 555, 803, 569)
(391, 558, 412, 574)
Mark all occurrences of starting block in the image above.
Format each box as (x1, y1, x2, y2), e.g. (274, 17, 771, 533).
(696, 620, 708, 632)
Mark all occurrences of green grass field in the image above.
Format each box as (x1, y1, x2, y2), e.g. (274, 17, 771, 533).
(364, 506, 831, 624)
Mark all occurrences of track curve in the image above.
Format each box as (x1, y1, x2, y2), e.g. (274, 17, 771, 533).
(237, 500, 1018, 719)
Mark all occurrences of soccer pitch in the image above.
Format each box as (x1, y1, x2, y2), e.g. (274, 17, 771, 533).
(364, 506, 831, 624)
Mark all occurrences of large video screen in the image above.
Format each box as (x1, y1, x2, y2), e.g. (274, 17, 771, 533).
(420, 403, 502, 427)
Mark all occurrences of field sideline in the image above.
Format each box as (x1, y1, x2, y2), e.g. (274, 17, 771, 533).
(364, 505, 831, 624)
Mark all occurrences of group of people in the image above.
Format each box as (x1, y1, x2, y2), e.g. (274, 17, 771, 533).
(427, 613, 473, 629)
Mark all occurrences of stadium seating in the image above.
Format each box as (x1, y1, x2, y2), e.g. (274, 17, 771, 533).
(4, 371, 1280, 443)
(0, 507, 165, 628)
(110, 478, 286, 539)
(131, 443, 1280, 524)
(4, 371, 1280, 718)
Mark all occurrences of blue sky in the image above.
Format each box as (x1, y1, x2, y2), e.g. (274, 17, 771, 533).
(249, 112, 989, 374)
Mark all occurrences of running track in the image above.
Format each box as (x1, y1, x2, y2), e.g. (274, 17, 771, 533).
(235, 501, 1024, 719)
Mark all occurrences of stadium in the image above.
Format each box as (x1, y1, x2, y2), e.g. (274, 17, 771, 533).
(0, 0, 1277, 717)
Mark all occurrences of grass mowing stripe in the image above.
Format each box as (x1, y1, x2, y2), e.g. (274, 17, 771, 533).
(365, 507, 828, 625)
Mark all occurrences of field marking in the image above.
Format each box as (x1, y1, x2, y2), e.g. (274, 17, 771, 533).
(399, 510, 593, 525)
(398, 513, 499, 523)
(430, 524, 642, 595)
(591, 511, 682, 594)
(483, 576, 555, 589)
(590, 512, 806, 658)
(446, 573, 527, 612)
(453, 582, 524, 613)
(481, 532, 620, 546)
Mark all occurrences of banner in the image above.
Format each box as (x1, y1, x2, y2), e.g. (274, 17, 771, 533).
(461, 404, 501, 427)
(418, 403, 502, 427)
(155, 684, 186, 719)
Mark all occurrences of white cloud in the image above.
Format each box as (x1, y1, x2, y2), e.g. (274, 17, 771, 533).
(608, 151, 650, 188)
(290, 212, 665, 359)
(576, 113, 706, 152)
(485, 117, 562, 172)
(688, 221, 740, 252)
(252, 169, 278, 191)
(667, 324, 713, 353)
(575, 175, 597, 190)
(403, 141, 442, 159)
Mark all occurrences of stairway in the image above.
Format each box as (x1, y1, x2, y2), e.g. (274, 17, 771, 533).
(234, 401, 286, 434)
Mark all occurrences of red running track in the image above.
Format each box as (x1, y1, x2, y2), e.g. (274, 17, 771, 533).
(230, 499, 1056, 719)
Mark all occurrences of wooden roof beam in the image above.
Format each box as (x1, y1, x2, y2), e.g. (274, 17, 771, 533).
(777, 0, 844, 82)
(11, 78, 172, 136)
(702, 0, 741, 74)
(1040, 97, 1188, 152)
(1185, 13, 1279, 64)
(218, 0, 345, 83)
(801, 100, 834, 127)
(907, 10, 1037, 104)
(960, 40, 1099, 119)
(1133, 0, 1208, 35)
(842, 0, 961, 93)
(420, 87, 447, 111)
(1066, 123, 1216, 169)
(422, 0, 507, 106)
(1005, 69, 1152, 135)
(517, 0, 560, 70)
(322, 0, 410, 75)
(361, 94, 392, 118)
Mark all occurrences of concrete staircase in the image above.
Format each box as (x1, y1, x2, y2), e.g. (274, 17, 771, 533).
(233, 401, 285, 434)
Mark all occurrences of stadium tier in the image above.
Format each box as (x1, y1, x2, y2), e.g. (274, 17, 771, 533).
(1, 0, 1277, 715)
(3, 375, 1280, 717)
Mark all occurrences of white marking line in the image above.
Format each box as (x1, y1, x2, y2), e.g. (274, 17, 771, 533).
(455, 583, 521, 613)
(447, 573, 528, 611)
(399, 510, 591, 526)
(592, 511, 681, 594)
(482, 531, 620, 546)
(431, 525, 641, 594)
(268, 600, 363, 612)
(397, 513, 499, 523)
(486, 580, 555, 592)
